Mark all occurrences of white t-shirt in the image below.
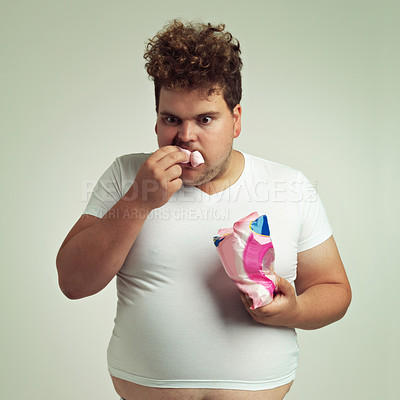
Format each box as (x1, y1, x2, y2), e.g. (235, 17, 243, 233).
(83, 152, 332, 390)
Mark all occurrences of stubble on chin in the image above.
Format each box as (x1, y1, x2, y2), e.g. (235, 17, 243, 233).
(181, 148, 233, 187)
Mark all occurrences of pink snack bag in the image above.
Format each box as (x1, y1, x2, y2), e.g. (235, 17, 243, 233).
(213, 212, 277, 309)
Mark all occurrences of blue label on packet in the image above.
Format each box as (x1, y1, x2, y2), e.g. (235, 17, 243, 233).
(250, 215, 270, 236)
(213, 236, 225, 247)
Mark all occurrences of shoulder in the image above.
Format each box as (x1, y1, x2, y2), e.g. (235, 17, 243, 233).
(116, 152, 151, 165)
(114, 153, 151, 173)
(243, 153, 301, 182)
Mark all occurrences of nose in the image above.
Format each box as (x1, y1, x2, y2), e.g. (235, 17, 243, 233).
(177, 121, 197, 142)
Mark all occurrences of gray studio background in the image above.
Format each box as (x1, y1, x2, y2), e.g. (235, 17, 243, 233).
(1, 0, 398, 399)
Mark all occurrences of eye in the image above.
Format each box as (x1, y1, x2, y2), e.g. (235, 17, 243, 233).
(164, 116, 180, 125)
(199, 116, 213, 124)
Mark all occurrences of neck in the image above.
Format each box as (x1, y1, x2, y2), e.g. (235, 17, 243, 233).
(196, 150, 244, 195)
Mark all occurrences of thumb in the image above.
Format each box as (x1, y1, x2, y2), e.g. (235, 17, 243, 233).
(275, 275, 294, 296)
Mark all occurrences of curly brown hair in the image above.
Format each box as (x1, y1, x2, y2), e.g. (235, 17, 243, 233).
(144, 20, 242, 113)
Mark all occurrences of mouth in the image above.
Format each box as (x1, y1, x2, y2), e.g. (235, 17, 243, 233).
(176, 146, 204, 168)
(180, 162, 203, 169)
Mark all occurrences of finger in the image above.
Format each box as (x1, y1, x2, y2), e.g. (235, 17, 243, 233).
(164, 164, 183, 182)
(238, 290, 253, 309)
(148, 146, 179, 162)
(238, 290, 246, 303)
(145, 146, 189, 170)
(160, 151, 190, 171)
(275, 275, 294, 296)
(154, 146, 190, 167)
(239, 293, 255, 317)
(168, 177, 183, 194)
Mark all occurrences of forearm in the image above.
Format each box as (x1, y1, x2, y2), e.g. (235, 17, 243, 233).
(56, 196, 150, 299)
(294, 283, 352, 330)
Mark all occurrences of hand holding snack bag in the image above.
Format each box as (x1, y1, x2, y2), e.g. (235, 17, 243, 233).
(213, 212, 278, 309)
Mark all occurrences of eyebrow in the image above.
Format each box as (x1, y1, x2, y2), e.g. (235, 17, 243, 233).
(159, 111, 221, 118)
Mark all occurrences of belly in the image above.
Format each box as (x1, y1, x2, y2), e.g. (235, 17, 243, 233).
(109, 214, 298, 390)
(109, 270, 298, 384)
(111, 376, 293, 400)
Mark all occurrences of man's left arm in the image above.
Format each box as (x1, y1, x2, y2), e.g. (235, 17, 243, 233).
(239, 236, 352, 330)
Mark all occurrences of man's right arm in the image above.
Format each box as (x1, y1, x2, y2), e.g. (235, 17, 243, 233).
(56, 146, 189, 299)
(56, 199, 150, 300)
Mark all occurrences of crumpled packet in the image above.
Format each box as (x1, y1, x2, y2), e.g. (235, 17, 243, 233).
(213, 212, 278, 309)
(176, 146, 204, 167)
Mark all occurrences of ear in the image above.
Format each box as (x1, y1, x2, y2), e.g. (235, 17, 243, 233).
(155, 123, 158, 135)
(232, 104, 242, 138)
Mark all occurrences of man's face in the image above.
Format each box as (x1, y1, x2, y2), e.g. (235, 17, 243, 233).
(155, 87, 242, 187)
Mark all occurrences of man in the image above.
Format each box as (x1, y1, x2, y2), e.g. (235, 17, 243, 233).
(56, 20, 351, 400)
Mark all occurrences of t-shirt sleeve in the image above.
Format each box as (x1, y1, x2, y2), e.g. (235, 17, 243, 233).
(296, 171, 333, 253)
(83, 158, 123, 218)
